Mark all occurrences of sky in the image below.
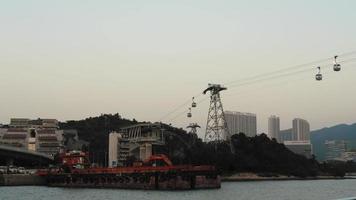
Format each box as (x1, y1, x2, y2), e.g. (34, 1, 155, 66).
(1, 0, 356, 138)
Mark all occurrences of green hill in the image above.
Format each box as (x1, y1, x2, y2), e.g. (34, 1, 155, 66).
(59, 114, 329, 177)
(311, 123, 356, 161)
(59, 113, 137, 164)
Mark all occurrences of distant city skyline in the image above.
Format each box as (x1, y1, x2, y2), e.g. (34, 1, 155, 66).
(1, 1, 356, 138)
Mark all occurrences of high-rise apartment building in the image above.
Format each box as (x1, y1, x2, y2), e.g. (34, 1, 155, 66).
(292, 118, 310, 141)
(268, 115, 280, 140)
(224, 111, 257, 137)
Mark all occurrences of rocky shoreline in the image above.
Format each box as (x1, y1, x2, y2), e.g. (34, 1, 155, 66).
(1, 173, 355, 187)
(221, 172, 356, 182)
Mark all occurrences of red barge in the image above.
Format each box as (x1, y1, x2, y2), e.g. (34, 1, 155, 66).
(37, 151, 221, 190)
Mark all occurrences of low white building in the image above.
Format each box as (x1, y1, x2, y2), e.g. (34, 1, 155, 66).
(0, 118, 64, 157)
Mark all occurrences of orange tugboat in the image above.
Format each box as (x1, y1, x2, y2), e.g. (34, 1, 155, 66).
(37, 151, 220, 190)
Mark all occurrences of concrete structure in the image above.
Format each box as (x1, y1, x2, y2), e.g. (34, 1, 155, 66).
(28, 132, 36, 152)
(324, 140, 347, 161)
(224, 111, 257, 137)
(0, 118, 65, 157)
(36, 129, 63, 156)
(108, 132, 120, 167)
(284, 140, 312, 158)
(0, 144, 53, 166)
(108, 123, 165, 167)
(9, 118, 59, 129)
(9, 118, 30, 128)
(268, 115, 280, 140)
(0, 174, 46, 186)
(292, 118, 310, 141)
(0, 128, 28, 148)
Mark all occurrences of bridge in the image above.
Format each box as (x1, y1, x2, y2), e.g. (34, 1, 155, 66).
(0, 144, 54, 167)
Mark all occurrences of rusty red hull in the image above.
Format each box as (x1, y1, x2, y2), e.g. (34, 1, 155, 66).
(40, 166, 221, 190)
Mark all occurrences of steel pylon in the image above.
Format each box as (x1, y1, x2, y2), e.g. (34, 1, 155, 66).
(203, 84, 231, 142)
(187, 123, 200, 135)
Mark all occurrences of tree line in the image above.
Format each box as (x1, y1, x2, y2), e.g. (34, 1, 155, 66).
(59, 114, 356, 177)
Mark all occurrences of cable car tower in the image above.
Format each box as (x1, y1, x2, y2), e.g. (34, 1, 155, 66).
(187, 123, 200, 135)
(203, 84, 231, 143)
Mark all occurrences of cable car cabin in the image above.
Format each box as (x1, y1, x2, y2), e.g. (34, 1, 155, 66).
(315, 66, 322, 81)
(333, 55, 341, 71)
(333, 63, 341, 71)
(191, 97, 197, 108)
(315, 73, 322, 81)
(187, 108, 192, 117)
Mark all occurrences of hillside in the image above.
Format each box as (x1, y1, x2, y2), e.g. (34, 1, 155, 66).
(311, 123, 356, 161)
(59, 113, 137, 164)
(59, 114, 330, 177)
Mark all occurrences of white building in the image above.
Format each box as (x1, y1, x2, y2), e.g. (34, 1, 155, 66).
(284, 140, 313, 158)
(108, 132, 121, 167)
(225, 111, 257, 137)
(268, 115, 280, 140)
(292, 118, 310, 141)
(0, 118, 64, 156)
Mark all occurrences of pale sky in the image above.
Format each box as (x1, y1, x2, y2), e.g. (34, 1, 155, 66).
(1, 0, 356, 138)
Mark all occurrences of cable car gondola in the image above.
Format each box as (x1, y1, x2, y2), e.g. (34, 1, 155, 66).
(333, 55, 341, 72)
(191, 97, 196, 108)
(187, 108, 192, 118)
(315, 66, 322, 81)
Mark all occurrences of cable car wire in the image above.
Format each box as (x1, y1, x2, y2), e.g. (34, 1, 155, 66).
(162, 56, 356, 123)
(224, 50, 356, 86)
(225, 57, 356, 90)
(158, 51, 356, 122)
(167, 59, 356, 123)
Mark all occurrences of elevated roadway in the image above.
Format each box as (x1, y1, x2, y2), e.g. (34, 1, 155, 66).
(0, 144, 54, 167)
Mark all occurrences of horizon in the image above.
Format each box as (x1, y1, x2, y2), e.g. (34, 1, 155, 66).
(1, 113, 356, 134)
